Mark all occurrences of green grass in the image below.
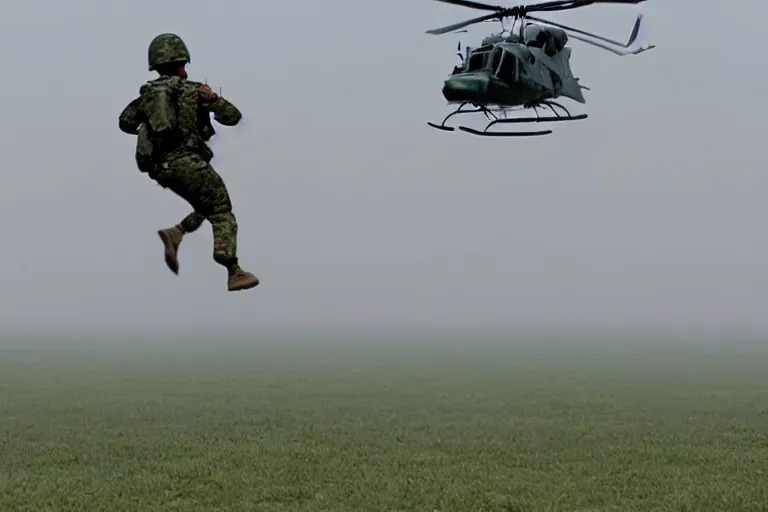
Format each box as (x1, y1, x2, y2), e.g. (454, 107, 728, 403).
(1, 337, 768, 511)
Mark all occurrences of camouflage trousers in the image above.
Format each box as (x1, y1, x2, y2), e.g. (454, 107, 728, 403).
(152, 153, 239, 268)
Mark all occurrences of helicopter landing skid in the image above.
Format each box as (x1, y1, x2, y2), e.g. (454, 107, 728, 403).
(428, 101, 587, 137)
(427, 103, 489, 132)
(426, 122, 456, 132)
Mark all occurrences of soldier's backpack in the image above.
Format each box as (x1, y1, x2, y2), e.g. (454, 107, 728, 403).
(135, 76, 203, 171)
(139, 76, 183, 135)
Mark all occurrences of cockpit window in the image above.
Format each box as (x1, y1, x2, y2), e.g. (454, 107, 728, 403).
(496, 51, 517, 82)
(467, 52, 487, 71)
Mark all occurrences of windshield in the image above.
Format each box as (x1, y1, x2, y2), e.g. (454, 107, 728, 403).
(496, 51, 518, 82)
(466, 51, 488, 72)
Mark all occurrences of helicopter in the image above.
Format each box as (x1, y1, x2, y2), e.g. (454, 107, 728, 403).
(425, 0, 655, 136)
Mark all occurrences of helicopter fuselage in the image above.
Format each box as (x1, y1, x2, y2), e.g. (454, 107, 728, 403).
(442, 32, 586, 108)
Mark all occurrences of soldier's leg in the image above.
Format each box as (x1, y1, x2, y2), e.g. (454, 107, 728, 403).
(200, 180, 238, 268)
(156, 212, 205, 275)
(179, 212, 205, 234)
(195, 166, 258, 291)
(154, 155, 258, 291)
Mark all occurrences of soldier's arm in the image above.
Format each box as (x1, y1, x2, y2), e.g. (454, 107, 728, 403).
(203, 97, 243, 126)
(118, 97, 143, 135)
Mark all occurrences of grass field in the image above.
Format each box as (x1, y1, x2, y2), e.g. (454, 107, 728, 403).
(1, 335, 767, 511)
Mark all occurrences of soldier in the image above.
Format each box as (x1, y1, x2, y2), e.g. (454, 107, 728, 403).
(118, 33, 259, 292)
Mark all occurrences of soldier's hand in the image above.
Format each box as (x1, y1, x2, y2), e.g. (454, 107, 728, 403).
(199, 84, 219, 102)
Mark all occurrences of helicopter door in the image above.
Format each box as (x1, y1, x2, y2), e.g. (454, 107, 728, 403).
(496, 51, 518, 83)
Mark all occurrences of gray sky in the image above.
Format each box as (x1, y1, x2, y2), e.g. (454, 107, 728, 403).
(1, 0, 766, 335)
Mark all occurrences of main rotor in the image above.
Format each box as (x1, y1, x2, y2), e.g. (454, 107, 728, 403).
(425, 0, 647, 35)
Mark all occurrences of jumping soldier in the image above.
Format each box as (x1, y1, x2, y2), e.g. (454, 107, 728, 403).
(118, 33, 259, 292)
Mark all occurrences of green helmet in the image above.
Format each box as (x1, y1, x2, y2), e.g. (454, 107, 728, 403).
(147, 33, 190, 71)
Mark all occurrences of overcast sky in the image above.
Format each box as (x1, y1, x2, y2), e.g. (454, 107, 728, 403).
(0, 0, 765, 335)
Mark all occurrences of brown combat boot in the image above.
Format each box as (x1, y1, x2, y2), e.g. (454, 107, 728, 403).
(227, 265, 259, 291)
(157, 226, 183, 274)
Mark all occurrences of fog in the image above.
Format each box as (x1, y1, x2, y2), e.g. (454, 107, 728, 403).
(1, 0, 766, 337)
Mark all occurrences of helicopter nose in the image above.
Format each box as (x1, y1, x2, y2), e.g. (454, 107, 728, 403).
(441, 73, 490, 102)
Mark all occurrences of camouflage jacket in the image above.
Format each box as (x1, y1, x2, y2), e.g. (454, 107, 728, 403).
(118, 79, 242, 167)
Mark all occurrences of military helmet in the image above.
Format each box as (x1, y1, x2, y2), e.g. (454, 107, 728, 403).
(147, 33, 190, 71)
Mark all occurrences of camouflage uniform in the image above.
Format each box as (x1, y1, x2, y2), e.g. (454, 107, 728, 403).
(118, 33, 258, 291)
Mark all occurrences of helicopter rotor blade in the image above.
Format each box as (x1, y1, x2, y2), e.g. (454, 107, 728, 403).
(427, 0, 646, 11)
(428, 0, 506, 11)
(528, 12, 653, 55)
(526, 12, 645, 47)
(566, 32, 653, 55)
(424, 0, 649, 35)
(526, 0, 646, 12)
(425, 0, 647, 15)
(425, 12, 501, 34)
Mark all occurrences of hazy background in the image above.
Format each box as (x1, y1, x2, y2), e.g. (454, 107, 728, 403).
(0, 0, 764, 336)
